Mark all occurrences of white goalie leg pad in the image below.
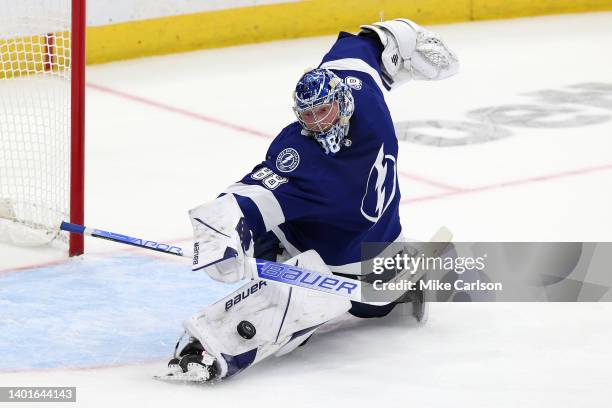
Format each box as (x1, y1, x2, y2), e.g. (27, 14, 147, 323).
(360, 18, 459, 88)
(184, 250, 351, 379)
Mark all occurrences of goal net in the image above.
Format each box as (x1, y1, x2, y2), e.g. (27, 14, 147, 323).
(0, 0, 84, 254)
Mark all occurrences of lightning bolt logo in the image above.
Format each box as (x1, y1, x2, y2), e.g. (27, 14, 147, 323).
(373, 147, 387, 218)
(281, 155, 294, 165)
(361, 144, 397, 223)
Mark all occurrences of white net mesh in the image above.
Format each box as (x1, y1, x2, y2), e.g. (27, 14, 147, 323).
(0, 0, 72, 246)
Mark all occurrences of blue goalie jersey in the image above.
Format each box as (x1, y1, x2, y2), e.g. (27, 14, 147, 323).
(223, 32, 403, 275)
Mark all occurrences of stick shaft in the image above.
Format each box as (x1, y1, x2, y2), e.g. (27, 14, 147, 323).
(59, 221, 362, 300)
(60, 221, 187, 257)
(60, 222, 452, 302)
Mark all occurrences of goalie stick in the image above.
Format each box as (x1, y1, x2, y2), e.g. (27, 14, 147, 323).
(60, 221, 452, 302)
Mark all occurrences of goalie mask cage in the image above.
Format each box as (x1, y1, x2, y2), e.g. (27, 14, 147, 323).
(0, 0, 85, 256)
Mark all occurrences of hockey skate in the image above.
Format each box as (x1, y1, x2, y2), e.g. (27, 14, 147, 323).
(388, 276, 428, 324)
(154, 335, 218, 384)
(408, 281, 428, 323)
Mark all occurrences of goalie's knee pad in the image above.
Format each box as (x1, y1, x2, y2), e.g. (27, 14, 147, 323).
(360, 18, 459, 89)
(183, 250, 351, 379)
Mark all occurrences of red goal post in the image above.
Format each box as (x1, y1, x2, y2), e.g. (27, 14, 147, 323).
(70, 0, 85, 256)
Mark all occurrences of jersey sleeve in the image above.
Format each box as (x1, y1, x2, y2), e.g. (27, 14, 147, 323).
(319, 32, 389, 92)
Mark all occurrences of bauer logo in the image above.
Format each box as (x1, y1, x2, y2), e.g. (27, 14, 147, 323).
(276, 148, 300, 173)
(345, 76, 362, 90)
(193, 242, 199, 265)
(256, 260, 359, 295)
(225, 281, 267, 311)
(361, 144, 397, 223)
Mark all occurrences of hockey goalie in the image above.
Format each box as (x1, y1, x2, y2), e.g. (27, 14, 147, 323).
(158, 18, 458, 383)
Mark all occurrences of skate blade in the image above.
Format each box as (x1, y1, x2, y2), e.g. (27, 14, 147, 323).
(153, 373, 217, 385)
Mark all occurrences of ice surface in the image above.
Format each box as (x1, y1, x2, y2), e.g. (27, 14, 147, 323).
(1, 12, 611, 408)
(0, 254, 240, 370)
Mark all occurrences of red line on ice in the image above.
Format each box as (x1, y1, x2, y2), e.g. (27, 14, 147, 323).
(397, 170, 462, 192)
(401, 163, 612, 205)
(0, 358, 165, 374)
(0, 236, 192, 275)
(0, 257, 70, 275)
(86, 82, 273, 140)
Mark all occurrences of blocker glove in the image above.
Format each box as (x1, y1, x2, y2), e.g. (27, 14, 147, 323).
(189, 194, 254, 283)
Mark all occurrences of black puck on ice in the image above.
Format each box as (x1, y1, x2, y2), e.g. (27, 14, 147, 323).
(237, 320, 256, 339)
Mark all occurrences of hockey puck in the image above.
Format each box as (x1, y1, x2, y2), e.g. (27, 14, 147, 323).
(237, 320, 256, 339)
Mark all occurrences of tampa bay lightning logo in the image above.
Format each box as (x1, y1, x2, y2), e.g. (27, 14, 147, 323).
(276, 148, 300, 173)
(361, 144, 397, 223)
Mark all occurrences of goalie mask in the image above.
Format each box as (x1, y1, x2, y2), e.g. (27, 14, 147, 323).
(292, 69, 355, 156)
